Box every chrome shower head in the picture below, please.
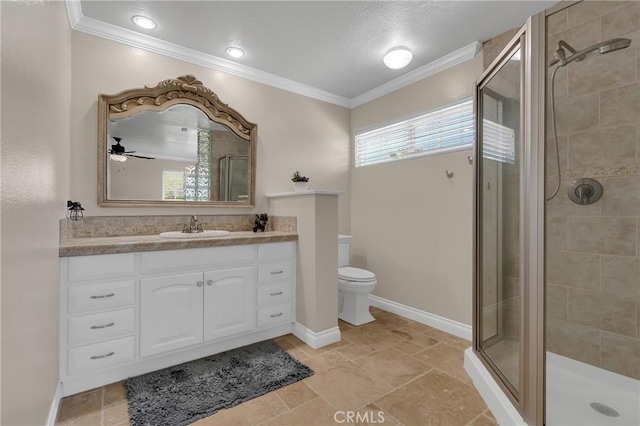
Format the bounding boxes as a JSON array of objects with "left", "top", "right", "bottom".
[
  {"left": 548, "top": 38, "right": 632, "bottom": 67},
  {"left": 598, "top": 38, "right": 632, "bottom": 54}
]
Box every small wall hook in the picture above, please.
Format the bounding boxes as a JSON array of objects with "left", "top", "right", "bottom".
[
  {"left": 467, "top": 156, "right": 473, "bottom": 165},
  {"left": 445, "top": 170, "right": 454, "bottom": 178}
]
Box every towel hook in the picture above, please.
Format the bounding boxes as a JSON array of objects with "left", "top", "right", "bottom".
[{"left": 445, "top": 170, "right": 454, "bottom": 178}]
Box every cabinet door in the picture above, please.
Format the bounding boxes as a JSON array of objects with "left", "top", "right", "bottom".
[
  {"left": 140, "top": 272, "right": 203, "bottom": 357},
  {"left": 203, "top": 266, "right": 255, "bottom": 341}
]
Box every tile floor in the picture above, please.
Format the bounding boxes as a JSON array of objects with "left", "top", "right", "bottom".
[{"left": 56, "top": 308, "right": 496, "bottom": 426}]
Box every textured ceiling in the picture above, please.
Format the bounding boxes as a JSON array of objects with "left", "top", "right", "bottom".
[{"left": 80, "top": 1, "right": 555, "bottom": 99}]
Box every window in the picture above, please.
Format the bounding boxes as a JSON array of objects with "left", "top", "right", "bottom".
[
  {"left": 355, "top": 99, "right": 474, "bottom": 167},
  {"left": 162, "top": 171, "right": 185, "bottom": 200}
]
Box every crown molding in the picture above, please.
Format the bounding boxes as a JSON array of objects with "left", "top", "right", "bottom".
[
  {"left": 65, "top": 1, "right": 351, "bottom": 108},
  {"left": 66, "top": 1, "right": 479, "bottom": 110},
  {"left": 350, "top": 41, "right": 481, "bottom": 108}
]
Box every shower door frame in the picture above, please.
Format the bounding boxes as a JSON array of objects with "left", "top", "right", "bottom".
[{"left": 472, "top": 12, "right": 546, "bottom": 424}]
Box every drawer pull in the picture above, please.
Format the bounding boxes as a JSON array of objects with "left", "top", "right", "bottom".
[
  {"left": 90, "top": 293, "right": 115, "bottom": 299},
  {"left": 270, "top": 312, "right": 284, "bottom": 318},
  {"left": 269, "top": 291, "right": 284, "bottom": 296},
  {"left": 90, "top": 322, "right": 115, "bottom": 330},
  {"left": 270, "top": 270, "right": 284, "bottom": 275},
  {"left": 90, "top": 351, "right": 115, "bottom": 360}
]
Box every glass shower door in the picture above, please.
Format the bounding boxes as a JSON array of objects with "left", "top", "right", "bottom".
[{"left": 475, "top": 34, "right": 524, "bottom": 402}]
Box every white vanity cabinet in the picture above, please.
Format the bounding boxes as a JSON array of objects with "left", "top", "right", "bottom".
[
  {"left": 60, "top": 253, "right": 137, "bottom": 378},
  {"left": 59, "top": 241, "right": 295, "bottom": 396},
  {"left": 140, "top": 266, "right": 256, "bottom": 357},
  {"left": 139, "top": 272, "right": 204, "bottom": 357}
]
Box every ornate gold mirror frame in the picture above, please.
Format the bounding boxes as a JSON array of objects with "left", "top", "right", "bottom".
[{"left": 98, "top": 75, "right": 257, "bottom": 207}]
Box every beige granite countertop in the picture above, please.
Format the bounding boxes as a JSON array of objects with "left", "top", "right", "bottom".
[{"left": 59, "top": 231, "right": 298, "bottom": 257}]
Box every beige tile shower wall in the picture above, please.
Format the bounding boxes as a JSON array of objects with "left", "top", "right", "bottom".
[
  {"left": 70, "top": 31, "right": 351, "bottom": 233},
  {"left": 350, "top": 56, "right": 483, "bottom": 326},
  {"left": 546, "top": 1, "right": 640, "bottom": 380}
]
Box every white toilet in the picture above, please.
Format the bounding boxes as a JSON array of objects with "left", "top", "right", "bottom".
[{"left": 338, "top": 235, "right": 377, "bottom": 326}]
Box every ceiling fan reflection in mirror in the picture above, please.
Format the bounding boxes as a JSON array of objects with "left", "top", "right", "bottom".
[{"left": 109, "top": 137, "right": 155, "bottom": 161}]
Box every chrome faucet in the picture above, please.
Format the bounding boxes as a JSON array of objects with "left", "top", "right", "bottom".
[{"left": 182, "top": 215, "right": 203, "bottom": 233}]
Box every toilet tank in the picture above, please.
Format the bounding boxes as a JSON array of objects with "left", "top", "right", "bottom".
[{"left": 338, "top": 235, "right": 353, "bottom": 267}]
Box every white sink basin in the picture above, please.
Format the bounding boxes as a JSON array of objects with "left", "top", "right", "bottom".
[{"left": 158, "top": 230, "right": 231, "bottom": 239}]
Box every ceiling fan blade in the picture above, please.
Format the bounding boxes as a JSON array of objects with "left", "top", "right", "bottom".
[{"left": 125, "top": 153, "right": 155, "bottom": 160}]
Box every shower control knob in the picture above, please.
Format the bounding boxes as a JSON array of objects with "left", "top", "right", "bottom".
[{"left": 568, "top": 178, "right": 603, "bottom": 205}]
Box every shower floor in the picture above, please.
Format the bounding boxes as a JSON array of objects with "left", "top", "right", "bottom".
[{"left": 546, "top": 352, "right": 640, "bottom": 426}]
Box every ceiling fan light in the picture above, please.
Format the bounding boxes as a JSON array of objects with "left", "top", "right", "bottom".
[
  {"left": 225, "top": 47, "right": 245, "bottom": 58},
  {"left": 383, "top": 47, "right": 413, "bottom": 69},
  {"left": 132, "top": 15, "right": 157, "bottom": 30},
  {"left": 110, "top": 154, "right": 127, "bottom": 162}
]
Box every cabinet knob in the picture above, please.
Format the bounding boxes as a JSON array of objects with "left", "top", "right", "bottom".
[
  {"left": 197, "top": 281, "right": 203, "bottom": 287},
  {"left": 207, "top": 280, "right": 213, "bottom": 286}
]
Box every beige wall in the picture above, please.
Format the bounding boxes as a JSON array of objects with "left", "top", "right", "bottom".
[
  {"left": 1, "top": 1, "right": 71, "bottom": 424},
  {"left": 350, "top": 56, "right": 483, "bottom": 326},
  {"left": 70, "top": 32, "right": 351, "bottom": 233},
  {"left": 545, "top": 1, "right": 640, "bottom": 380},
  {"left": 269, "top": 194, "right": 339, "bottom": 333},
  {"left": 109, "top": 158, "right": 192, "bottom": 200}
]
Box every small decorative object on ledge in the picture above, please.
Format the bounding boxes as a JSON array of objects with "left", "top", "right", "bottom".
[
  {"left": 291, "top": 171, "right": 310, "bottom": 192},
  {"left": 67, "top": 200, "right": 85, "bottom": 221},
  {"left": 253, "top": 213, "right": 268, "bottom": 232}
]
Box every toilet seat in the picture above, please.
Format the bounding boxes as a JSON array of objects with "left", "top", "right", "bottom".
[{"left": 338, "top": 266, "right": 376, "bottom": 282}]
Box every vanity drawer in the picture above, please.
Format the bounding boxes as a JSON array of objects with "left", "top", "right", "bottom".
[
  {"left": 67, "top": 280, "right": 135, "bottom": 314},
  {"left": 258, "top": 262, "right": 292, "bottom": 284},
  {"left": 258, "top": 242, "right": 294, "bottom": 262},
  {"left": 141, "top": 245, "right": 256, "bottom": 275},
  {"left": 257, "top": 283, "right": 292, "bottom": 306},
  {"left": 67, "top": 336, "right": 135, "bottom": 375},
  {"left": 67, "top": 253, "right": 135, "bottom": 283},
  {"left": 67, "top": 308, "right": 135, "bottom": 346},
  {"left": 257, "top": 303, "right": 292, "bottom": 328}
]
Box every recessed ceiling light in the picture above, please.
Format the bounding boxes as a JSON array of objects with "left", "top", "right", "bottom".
[
  {"left": 383, "top": 47, "right": 413, "bottom": 69},
  {"left": 132, "top": 15, "right": 157, "bottom": 30},
  {"left": 226, "top": 47, "right": 245, "bottom": 58}
]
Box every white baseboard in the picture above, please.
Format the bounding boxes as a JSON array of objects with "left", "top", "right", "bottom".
[
  {"left": 369, "top": 294, "right": 472, "bottom": 340},
  {"left": 292, "top": 322, "right": 341, "bottom": 349},
  {"left": 46, "top": 382, "right": 63, "bottom": 426},
  {"left": 463, "top": 348, "right": 525, "bottom": 425}
]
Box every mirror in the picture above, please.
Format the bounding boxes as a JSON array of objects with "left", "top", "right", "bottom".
[{"left": 98, "top": 75, "right": 256, "bottom": 207}]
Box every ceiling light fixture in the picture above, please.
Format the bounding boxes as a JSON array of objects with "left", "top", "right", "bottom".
[
  {"left": 110, "top": 154, "right": 127, "bottom": 162},
  {"left": 383, "top": 47, "right": 413, "bottom": 69},
  {"left": 132, "top": 15, "right": 157, "bottom": 30},
  {"left": 226, "top": 47, "right": 245, "bottom": 58}
]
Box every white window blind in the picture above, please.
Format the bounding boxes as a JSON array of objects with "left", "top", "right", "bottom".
[
  {"left": 355, "top": 99, "right": 474, "bottom": 167},
  {"left": 482, "top": 119, "right": 515, "bottom": 164}
]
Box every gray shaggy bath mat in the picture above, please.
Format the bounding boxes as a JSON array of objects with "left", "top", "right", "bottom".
[{"left": 125, "top": 340, "right": 313, "bottom": 426}]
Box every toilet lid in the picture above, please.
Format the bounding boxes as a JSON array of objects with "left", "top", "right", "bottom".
[{"left": 338, "top": 266, "right": 376, "bottom": 282}]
